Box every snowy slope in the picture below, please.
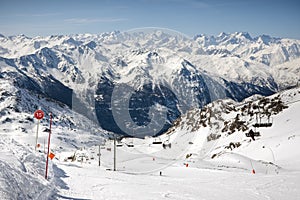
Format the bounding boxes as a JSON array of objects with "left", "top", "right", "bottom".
[
  {"left": 0, "top": 76, "right": 109, "bottom": 199},
  {"left": 171, "top": 86, "right": 300, "bottom": 172},
  {"left": 0, "top": 81, "right": 300, "bottom": 199},
  {"left": 55, "top": 87, "right": 300, "bottom": 199}
]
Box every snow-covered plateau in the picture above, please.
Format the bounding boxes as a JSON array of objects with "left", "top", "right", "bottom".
[{"left": 0, "top": 30, "right": 300, "bottom": 199}]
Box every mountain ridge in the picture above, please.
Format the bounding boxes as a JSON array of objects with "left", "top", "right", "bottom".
[{"left": 1, "top": 30, "right": 299, "bottom": 136}]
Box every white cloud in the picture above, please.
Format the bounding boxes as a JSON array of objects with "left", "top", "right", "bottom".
[
  {"left": 64, "top": 18, "right": 128, "bottom": 24},
  {"left": 15, "top": 13, "right": 62, "bottom": 17}
]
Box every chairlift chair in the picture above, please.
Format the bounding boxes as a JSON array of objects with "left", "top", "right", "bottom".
[
  {"left": 116, "top": 142, "right": 123, "bottom": 147},
  {"left": 162, "top": 140, "right": 171, "bottom": 149},
  {"left": 127, "top": 143, "right": 134, "bottom": 147},
  {"left": 253, "top": 114, "right": 273, "bottom": 128},
  {"left": 127, "top": 139, "right": 134, "bottom": 147},
  {"left": 245, "top": 131, "right": 260, "bottom": 137},
  {"left": 152, "top": 137, "right": 162, "bottom": 144},
  {"left": 245, "top": 128, "right": 260, "bottom": 141}
]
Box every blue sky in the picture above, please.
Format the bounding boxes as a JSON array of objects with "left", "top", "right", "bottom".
[{"left": 0, "top": 0, "right": 299, "bottom": 39}]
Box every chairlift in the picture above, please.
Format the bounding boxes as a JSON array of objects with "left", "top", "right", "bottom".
[
  {"left": 253, "top": 113, "right": 273, "bottom": 128},
  {"left": 152, "top": 137, "right": 162, "bottom": 144},
  {"left": 245, "top": 131, "right": 260, "bottom": 137},
  {"left": 127, "top": 143, "right": 134, "bottom": 148},
  {"left": 163, "top": 140, "right": 171, "bottom": 149},
  {"left": 116, "top": 142, "right": 123, "bottom": 147},
  {"left": 245, "top": 129, "right": 260, "bottom": 141},
  {"left": 127, "top": 139, "right": 134, "bottom": 147}
]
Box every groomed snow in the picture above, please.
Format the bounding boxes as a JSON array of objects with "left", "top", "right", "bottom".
[{"left": 1, "top": 82, "right": 300, "bottom": 199}]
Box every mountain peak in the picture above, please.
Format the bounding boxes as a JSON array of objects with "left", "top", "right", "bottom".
[
  {"left": 234, "top": 32, "right": 252, "bottom": 40},
  {"left": 218, "top": 32, "right": 229, "bottom": 38},
  {"left": 255, "top": 34, "right": 279, "bottom": 45}
]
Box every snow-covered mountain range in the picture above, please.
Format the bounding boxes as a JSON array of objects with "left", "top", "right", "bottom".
[{"left": 0, "top": 30, "right": 299, "bottom": 135}]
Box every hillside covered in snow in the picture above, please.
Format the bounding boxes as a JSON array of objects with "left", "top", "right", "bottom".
[{"left": 0, "top": 82, "right": 300, "bottom": 199}]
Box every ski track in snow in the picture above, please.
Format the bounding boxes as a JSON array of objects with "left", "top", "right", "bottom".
[{"left": 55, "top": 162, "right": 300, "bottom": 200}]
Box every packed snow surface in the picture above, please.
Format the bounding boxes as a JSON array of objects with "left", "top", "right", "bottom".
[{"left": 1, "top": 87, "right": 300, "bottom": 199}]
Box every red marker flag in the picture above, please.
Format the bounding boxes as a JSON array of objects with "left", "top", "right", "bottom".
[{"left": 49, "top": 152, "right": 55, "bottom": 160}]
